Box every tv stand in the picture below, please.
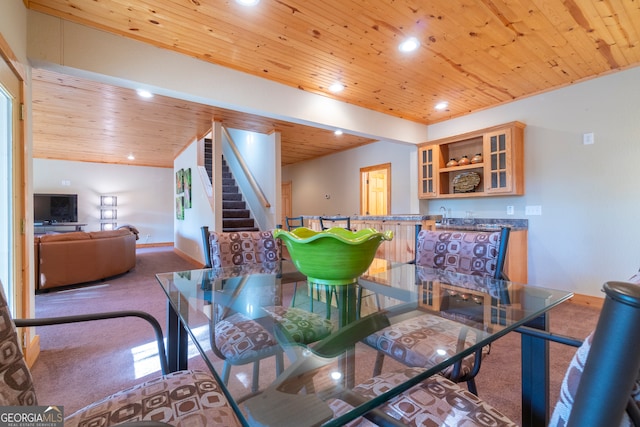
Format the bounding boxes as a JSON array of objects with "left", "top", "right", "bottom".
[{"left": 34, "top": 222, "right": 87, "bottom": 234}]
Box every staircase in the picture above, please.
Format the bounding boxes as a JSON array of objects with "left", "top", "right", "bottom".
[{"left": 205, "top": 139, "right": 258, "bottom": 232}]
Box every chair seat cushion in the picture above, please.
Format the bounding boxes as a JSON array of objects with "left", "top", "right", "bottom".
[
  {"left": 352, "top": 368, "right": 517, "bottom": 427},
  {"left": 364, "top": 313, "right": 489, "bottom": 379},
  {"left": 215, "top": 307, "right": 334, "bottom": 362},
  {"left": 263, "top": 306, "right": 334, "bottom": 343},
  {"left": 64, "top": 370, "right": 241, "bottom": 427},
  {"left": 214, "top": 313, "right": 280, "bottom": 362}
]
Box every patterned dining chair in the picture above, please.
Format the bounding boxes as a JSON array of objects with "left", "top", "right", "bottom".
[
  {"left": 364, "top": 227, "right": 510, "bottom": 395},
  {"left": 285, "top": 216, "right": 304, "bottom": 230},
  {"left": 0, "top": 281, "right": 241, "bottom": 426},
  {"left": 334, "top": 278, "right": 640, "bottom": 427},
  {"left": 202, "top": 228, "right": 333, "bottom": 393},
  {"left": 319, "top": 216, "right": 351, "bottom": 231}
]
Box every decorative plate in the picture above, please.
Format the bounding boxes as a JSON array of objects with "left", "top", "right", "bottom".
[{"left": 452, "top": 171, "right": 481, "bottom": 193}]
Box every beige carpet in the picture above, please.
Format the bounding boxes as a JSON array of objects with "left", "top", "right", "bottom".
[{"left": 30, "top": 246, "right": 601, "bottom": 424}]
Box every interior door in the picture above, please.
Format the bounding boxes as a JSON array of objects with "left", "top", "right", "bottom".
[
  {"left": 281, "top": 181, "right": 292, "bottom": 226},
  {"left": 360, "top": 163, "right": 390, "bottom": 215},
  {"left": 0, "top": 52, "right": 23, "bottom": 316}
]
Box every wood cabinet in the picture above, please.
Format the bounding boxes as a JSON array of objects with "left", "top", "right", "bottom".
[
  {"left": 306, "top": 217, "right": 436, "bottom": 263},
  {"left": 418, "top": 121, "right": 525, "bottom": 199}
]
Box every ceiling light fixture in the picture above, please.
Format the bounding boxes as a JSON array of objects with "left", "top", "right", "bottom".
[
  {"left": 127, "top": 153, "right": 135, "bottom": 160},
  {"left": 136, "top": 89, "right": 153, "bottom": 99},
  {"left": 235, "top": 0, "right": 260, "bottom": 6},
  {"left": 435, "top": 101, "right": 449, "bottom": 111},
  {"left": 398, "top": 37, "right": 420, "bottom": 53},
  {"left": 334, "top": 129, "right": 343, "bottom": 136},
  {"left": 329, "top": 82, "right": 345, "bottom": 93}
]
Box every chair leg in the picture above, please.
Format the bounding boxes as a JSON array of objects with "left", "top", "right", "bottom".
[
  {"left": 222, "top": 361, "right": 232, "bottom": 385},
  {"left": 252, "top": 361, "right": 260, "bottom": 393},
  {"left": 373, "top": 351, "right": 385, "bottom": 376},
  {"left": 466, "top": 378, "right": 478, "bottom": 396},
  {"left": 291, "top": 282, "right": 298, "bottom": 307},
  {"left": 275, "top": 351, "right": 284, "bottom": 377},
  {"left": 325, "top": 287, "right": 333, "bottom": 319}
]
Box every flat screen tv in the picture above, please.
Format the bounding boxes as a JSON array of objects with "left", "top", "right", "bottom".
[{"left": 34, "top": 193, "right": 78, "bottom": 224}]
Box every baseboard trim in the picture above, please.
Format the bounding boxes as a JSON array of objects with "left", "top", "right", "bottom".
[
  {"left": 136, "top": 242, "right": 173, "bottom": 248},
  {"left": 23, "top": 334, "right": 40, "bottom": 368},
  {"left": 173, "top": 247, "right": 205, "bottom": 268},
  {"left": 568, "top": 293, "right": 604, "bottom": 309}
]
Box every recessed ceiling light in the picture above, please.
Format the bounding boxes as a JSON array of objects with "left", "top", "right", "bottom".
[
  {"left": 235, "top": 0, "right": 260, "bottom": 6},
  {"left": 127, "top": 153, "right": 135, "bottom": 160},
  {"left": 136, "top": 89, "right": 153, "bottom": 99},
  {"left": 435, "top": 102, "right": 449, "bottom": 111},
  {"left": 329, "top": 82, "right": 345, "bottom": 93},
  {"left": 398, "top": 37, "right": 420, "bottom": 53},
  {"left": 334, "top": 129, "right": 343, "bottom": 136}
]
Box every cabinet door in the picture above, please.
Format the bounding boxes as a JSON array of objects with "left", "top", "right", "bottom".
[
  {"left": 418, "top": 145, "right": 438, "bottom": 198},
  {"left": 483, "top": 128, "right": 513, "bottom": 193}
]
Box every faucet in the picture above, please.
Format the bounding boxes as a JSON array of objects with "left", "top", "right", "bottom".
[{"left": 440, "top": 206, "right": 447, "bottom": 225}]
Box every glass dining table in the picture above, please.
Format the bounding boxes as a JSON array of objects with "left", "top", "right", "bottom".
[{"left": 155, "top": 259, "right": 573, "bottom": 427}]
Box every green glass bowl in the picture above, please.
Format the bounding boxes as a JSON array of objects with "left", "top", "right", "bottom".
[{"left": 273, "top": 227, "right": 393, "bottom": 285}]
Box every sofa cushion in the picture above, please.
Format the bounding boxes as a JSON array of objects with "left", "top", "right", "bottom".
[
  {"left": 38, "top": 232, "right": 90, "bottom": 242},
  {"left": 88, "top": 229, "right": 132, "bottom": 239}
]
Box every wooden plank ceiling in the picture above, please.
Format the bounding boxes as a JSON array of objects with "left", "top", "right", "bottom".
[
  {"left": 31, "top": 69, "right": 374, "bottom": 167},
  {"left": 27, "top": 0, "right": 640, "bottom": 167}
]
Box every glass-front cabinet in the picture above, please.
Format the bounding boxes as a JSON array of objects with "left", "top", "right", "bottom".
[
  {"left": 418, "top": 121, "right": 525, "bottom": 199},
  {"left": 418, "top": 145, "right": 437, "bottom": 198}
]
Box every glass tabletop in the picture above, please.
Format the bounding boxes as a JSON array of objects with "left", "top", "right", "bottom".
[{"left": 155, "top": 260, "right": 572, "bottom": 427}]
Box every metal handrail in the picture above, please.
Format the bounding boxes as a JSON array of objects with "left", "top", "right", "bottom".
[{"left": 222, "top": 126, "right": 270, "bottom": 208}]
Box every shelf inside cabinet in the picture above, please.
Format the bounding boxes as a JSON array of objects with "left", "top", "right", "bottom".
[
  {"left": 439, "top": 162, "right": 484, "bottom": 173},
  {"left": 439, "top": 166, "right": 484, "bottom": 196}
]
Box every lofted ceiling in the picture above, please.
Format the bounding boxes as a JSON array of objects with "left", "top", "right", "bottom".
[{"left": 27, "top": 0, "right": 640, "bottom": 167}]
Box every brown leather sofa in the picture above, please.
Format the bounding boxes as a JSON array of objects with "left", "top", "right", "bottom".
[{"left": 35, "top": 229, "right": 136, "bottom": 291}]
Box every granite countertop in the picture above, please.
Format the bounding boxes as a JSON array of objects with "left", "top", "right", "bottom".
[
  {"left": 304, "top": 214, "right": 440, "bottom": 221},
  {"left": 303, "top": 215, "right": 527, "bottom": 230},
  {"left": 435, "top": 217, "right": 528, "bottom": 231}
]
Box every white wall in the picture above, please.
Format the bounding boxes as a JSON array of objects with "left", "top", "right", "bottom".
[
  {"left": 33, "top": 159, "right": 174, "bottom": 243},
  {"left": 224, "top": 128, "right": 279, "bottom": 230},
  {"left": 283, "top": 140, "right": 418, "bottom": 216},
  {"left": 174, "top": 140, "right": 214, "bottom": 264},
  {"left": 423, "top": 66, "right": 640, "bottom": 297}
]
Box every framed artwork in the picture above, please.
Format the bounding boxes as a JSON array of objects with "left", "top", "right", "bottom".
[
  {"left": 176, "top": 169, "right": 184, "bottom": 194},
  {"left": 184, "top": 168, "right": 192, "bottom": 209},
  {"left": 176, "top": 196, "right": 184, "bottom": 220}
]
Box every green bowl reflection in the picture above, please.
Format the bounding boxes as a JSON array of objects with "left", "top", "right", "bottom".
[{"left": 273, "top": 227, "right": 394, "bottom": 285}]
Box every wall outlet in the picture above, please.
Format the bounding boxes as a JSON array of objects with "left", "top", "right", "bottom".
[
  {"left": 525, "top": 205, "right": 542, "bottom": 215},
  {"left": 506, "top": 205, "right": 515, "bottom": 215},
  {"left": 583, "top": 132, "right": 594, "bottom": 145}
]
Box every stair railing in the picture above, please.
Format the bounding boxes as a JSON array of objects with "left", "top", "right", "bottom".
[{"left": 222, "top": 126, "right": 270, "bottom": 208}]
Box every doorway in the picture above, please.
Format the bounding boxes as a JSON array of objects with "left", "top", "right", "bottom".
[
  {"left": 0, "top": 53, "right": 21, "bottom": 313},
  {"left": 281, "top": 181, "right": 292, "bottom": 227},
  {"left": 360, "top": 163, "right": 390, "bottom": 216}
]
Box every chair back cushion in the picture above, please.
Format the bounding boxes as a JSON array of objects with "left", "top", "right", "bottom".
[
  {"left": 209, "top": 231, "right": 281, "bottom": 268},
  {"left": 549, "top": 271, "right": 640, "bottom": 426},
  {"left": 0, "top": 283, "right": 38, "bottom": 405},
  {"left": 549, "top": 333, "right": 639, "bottom": 426},
  {"left": 416, "top": 229, "right": 506, "bottom": 279}
]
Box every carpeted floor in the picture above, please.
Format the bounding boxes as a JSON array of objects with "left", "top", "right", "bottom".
[{"left": 30, "top": 246, "right": 601, "bottom": 424}]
